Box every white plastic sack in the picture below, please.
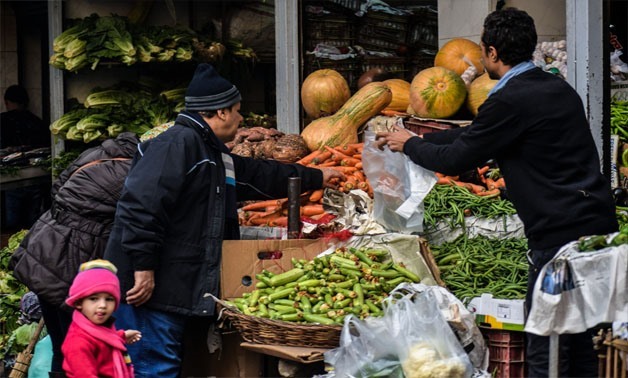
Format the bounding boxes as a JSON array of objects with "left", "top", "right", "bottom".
[
  {"left": 525, "top": 239, "right": 628, "bottom": 336},
  {"left": 362, "top": 129, "right": 436, "bottom": 234}
]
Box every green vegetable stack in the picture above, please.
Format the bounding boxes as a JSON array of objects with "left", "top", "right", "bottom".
[
  {"left": 577, "top": 225, "right": 628, "bottom": 252},
  {"left": 0, "top": 230, "right": 34, "bottom": 360},
  {"left": 430, "top": 235, "right": 528, "bottom": 301},
  {"left": 226, "top": 247, "right": 421, "bottom": 325}
]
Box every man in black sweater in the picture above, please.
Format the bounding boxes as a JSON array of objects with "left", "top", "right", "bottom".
[{"left": 376, "top": 8, "right": 617, "bottom": 378}]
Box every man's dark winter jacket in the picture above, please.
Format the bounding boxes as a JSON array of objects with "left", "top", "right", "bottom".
[
  {"left": 10, "top": 132, "right": 139, "bottom": 306},
  {"left": 104, "top": 112, "right": 324, "bottom": 317},
  {"left": 403, "top": 68, "right": 618, "bottom": 250}
]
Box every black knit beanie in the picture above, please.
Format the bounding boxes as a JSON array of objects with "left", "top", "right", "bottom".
[{"left": 185, "top": 64, "right": 241, "bottom": 112}]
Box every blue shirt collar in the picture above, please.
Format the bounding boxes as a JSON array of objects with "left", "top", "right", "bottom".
[{"left": 487, "top": 60, "right": 536, "bottom": 97}]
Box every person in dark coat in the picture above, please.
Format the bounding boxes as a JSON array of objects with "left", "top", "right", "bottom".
[
  {"left": 10, "top": 132, "right": 139, "bottom": 378},
  {"left": 375, "top": 8, "right": 617, "bottom": 378},
  {"left": 103, "top": 64, "right": 344, "bottom": 377},
  {"left": 1, "top": 85, "right": 51, "bottom": 230}
]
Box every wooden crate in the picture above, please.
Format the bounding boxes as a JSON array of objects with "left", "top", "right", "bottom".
[{"left": 599, "top": 334, "right": 628, "bottom": 378}]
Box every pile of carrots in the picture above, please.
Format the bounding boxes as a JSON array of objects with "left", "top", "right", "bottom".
[
  {"left": 238, "top": 143, "right": 372, "bottom": 227},
  {"left": 435, "top": 165, "right": 506, "bottom": 197}
]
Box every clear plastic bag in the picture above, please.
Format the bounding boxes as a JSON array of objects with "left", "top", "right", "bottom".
[
  {"left": 325, "top": 290, "right": 473, "bottom": 378},
  {"left": 362, "top": 129, "right": 436, "bottom": 234}
]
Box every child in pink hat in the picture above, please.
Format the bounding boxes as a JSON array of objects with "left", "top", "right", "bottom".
[{"left": 62, "top": 260, "right": 141, "bottom": 378}]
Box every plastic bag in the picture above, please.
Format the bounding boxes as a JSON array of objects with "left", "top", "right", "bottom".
[
  {"left": 362, "top": 129, "right": 437, "bottom": 233},
  {"left": 28, "top": 335, "right": 52, "bottom": 378},
  {"left": 325, "top": 290, "right": 472, "bottom": 378},
  {"left": 389, "top": 283, "right": 488, "bottom": 372}
]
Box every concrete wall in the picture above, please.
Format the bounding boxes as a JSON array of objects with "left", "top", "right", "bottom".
[{"left": 438, "top": 0, "right": 566, "bottom": 46}]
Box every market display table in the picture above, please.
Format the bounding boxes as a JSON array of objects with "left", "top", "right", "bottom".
[{"left": 0, "top": 167, "right": 50, "bottom": 191}]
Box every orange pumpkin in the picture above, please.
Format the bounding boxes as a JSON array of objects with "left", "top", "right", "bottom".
[
  {"left": 466, "top": 73, "right": 498, "bottom": 116},
  {"left": 434, "top": 38, "right": 484, "bottom": 76},
  {"left": 409, "top": 67, "right": 467, "bottom": 119},
  {"left": 382, "top": 79, "right": 411, "bottom": 112},
  {"left": 301, "top": 69, "right": 351, "bottom": 119}
]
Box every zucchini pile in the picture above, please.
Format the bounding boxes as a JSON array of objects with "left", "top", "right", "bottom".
[{"left": 225, "top": 247, "right": 421, "bottom": 325}]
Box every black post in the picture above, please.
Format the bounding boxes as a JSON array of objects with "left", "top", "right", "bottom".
[{"left": 287, "top": 177, "right": 301, "bottom": 239}]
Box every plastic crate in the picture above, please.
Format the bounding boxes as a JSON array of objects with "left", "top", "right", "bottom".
[
  {"left": 304, "top": 16, "right": 356, "bottom": 51},
  {"left": 357, "top": 12, "right": 409, "bottom": 53},
  {"left": 361, "top": 56, "right": 406, "bottom": 76},
  {"left": 481, "top": 328, "right": 527, "bottom": 378},
  {"left": 407, "top": 7, "right": 438, "bottom": 48}
]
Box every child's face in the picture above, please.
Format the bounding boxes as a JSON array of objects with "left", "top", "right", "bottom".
[{"left": 76, "top": 292, "right": 116, "bottom": 325}]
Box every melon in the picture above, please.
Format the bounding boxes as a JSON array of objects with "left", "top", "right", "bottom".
[
  {"left": 409, "top": 67, "right": 467, "bottom": 119},
  {"left": 466, "top": 73, "right": 498, "bottom": 116},
  {"left": 301, "top": 69, "right": 351, "bottom": 119},
  {"left": 434, "top": 38, "right": 484, "bottom": 76}
]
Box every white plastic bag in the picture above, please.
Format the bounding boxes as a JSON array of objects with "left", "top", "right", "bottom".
[
  {"left": 325, "top": 290, "right": 473, "bottom": 378},
  {"left": 362, "top": 129, "right": 436, "bottom": 233},
  {"left": 525, "top": 239, "right": 628, "bottom": 336}
]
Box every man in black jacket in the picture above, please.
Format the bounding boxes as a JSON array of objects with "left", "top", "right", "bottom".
[
  {"left": 104, "top": 64, "right": 343, "bottom": 377},
  {"left": 376, "top": 8, "right": 617, "bottom": 378}
]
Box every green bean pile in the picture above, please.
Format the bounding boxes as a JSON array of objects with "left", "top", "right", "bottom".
[
  {"left": 226, "top": 247, "right": 421, "bottom": 325},
  {"left": 423, "top": 184, "right": 517, "bottom": 229},
  {"left": 430, "top": 235, "right": 528, "bottom": 301}
]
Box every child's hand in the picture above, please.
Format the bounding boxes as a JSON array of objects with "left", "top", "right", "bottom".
[{"left": 125, "top": 330, "right": 142, "bottom": 344}]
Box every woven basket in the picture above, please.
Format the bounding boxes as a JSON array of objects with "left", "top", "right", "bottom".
[{"left": 220, "top": 305, "right": 342, "bottom": 348}]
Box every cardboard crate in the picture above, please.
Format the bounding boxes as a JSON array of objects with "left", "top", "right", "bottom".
[
  {"left": 221, "top": 238, "right": 330, "bottom": 299},
  {"left": 482, "top": 328, "right": 526, "bottom": 378},
  {"left": 467, "top": 294, "right": 526, "bottom": 332}
]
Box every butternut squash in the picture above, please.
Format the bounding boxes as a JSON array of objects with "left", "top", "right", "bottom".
[
  {"left": 382, "top": 79, "right": 411, "bottom": 112},
  {"left": 301, "top": 82, "right": 392, "bottom": 151}
]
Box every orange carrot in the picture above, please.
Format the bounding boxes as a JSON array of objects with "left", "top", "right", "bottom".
[
  {"left": 312, "top": 151, "right": 333, "bottom": 165},
  {"left": 341, "top": 157, "right": 361, "bottom": 167},
  {"left": 296, "top": 150, "right": 322, "bottom": 165},
  {"left": 316, "top": 160, "right": 338, "bottom": 167},
  {"left": 301, "top": 204, "right": 325, "bottom": 216},
  {"left": 477, "top": 165, "right": 490, "bottom": 176},
  {"left": 380, "top": 109, "right": 406, "bottom": 117},
  {"left": 352, "top": 154, "right": 362, "bottom": 159},
  {"left": 476, "top": 188, "right": 501, "bottom": 197},
  {"left": 241, "top": 198, "right": 287, "bottom": 211},
  {"left": 355, "top": 161, "right": 363, "bottom": 170},
  {"left": 337, "top": 145, "right": 358, "bottom": 156},
  {"left": 328, "top": 166, "right": 358, "bottom": 173},
  {"left": 352, "top": 171, "right": 366, "bottom": 182},
  {"left": 494, "top": 178, "right": 506, "bottom": 188},
  {"left": 309, "top": 189, "right": 324, "bottom": 202},
  {"left": 486, "top": 178, "right": 497, "bottom": 190},
  {"left": 324, "top": 146, "right": 351, "bottom": 162}
]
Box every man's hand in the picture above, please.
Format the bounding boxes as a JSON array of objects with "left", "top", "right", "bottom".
[
  {"left": 126, "top": 270, "right": 155, "bottom": 306},
  {"left": 319, "top": 167, "right": 346, "bottom": 190},
  {"left": 375, "top": 126, "right": 416, "bottom": 152}
]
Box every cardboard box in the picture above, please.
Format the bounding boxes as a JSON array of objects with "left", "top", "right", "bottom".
[
  {"left": 612, "top": 80, "right": 628, "bottom": 101},
  {"left": 467, "top": 294, "right": 526, "bottom": 332},
  {"left": 221, "top": 238, "right": 330, "bottom": 299}
]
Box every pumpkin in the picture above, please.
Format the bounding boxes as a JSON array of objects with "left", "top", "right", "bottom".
[
  {"left": 434, "top": 38, "right": 484, "bottom": 76},
  {"left": 466, "top": 73, "right": 498, "bottom": 116},
  {"left": 301, "top": 82, "right": 392, "bottom": 151},
  {"left": 409, "top": 66, "right": 467, "bottom": 119},
  {"left": 382, "top": 79, "right": 411, "bottom": 112},
  {"left": 301, "top": 69, "right": 351, "bottom": 119}
]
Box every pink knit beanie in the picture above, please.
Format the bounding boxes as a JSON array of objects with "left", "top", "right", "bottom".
[{"left": 65, "top": 259, "right": 121, "bottom": 309}]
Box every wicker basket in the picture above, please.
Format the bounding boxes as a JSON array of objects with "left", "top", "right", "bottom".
[{"left": 220, "top": 305, "right": 342, "bottom": 348}]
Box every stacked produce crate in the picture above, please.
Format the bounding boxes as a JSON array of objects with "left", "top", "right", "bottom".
[
  {"left": 482, "top": 329, "right": 527, "bottom": 378},
  {"left": 407, "top": 5, "right": 439, "bottom": 78},
  {"left": 303, "top": 3, "right": 360, "bottom": 90}
]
